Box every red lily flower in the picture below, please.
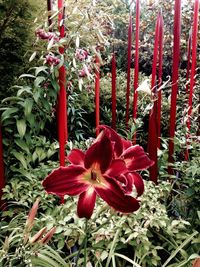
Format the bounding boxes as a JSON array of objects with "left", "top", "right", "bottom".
[
  {"left": 98, "top": 125, "right": 154, "bottom": 196},
  {"left": 42, "top": 131, "right": 140, "bottom": 219}
]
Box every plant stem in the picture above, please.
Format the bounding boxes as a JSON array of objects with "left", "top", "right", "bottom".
[
  {"left": 83, "top": 219, "right": 88, "bottom": 267},
  {"left": 75, "top": 219, "right": 88, "bottom": 267}
]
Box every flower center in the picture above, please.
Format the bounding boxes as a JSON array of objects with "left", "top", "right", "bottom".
[{"left": 91, "top": 169, "right": 101, "bottom": 183}]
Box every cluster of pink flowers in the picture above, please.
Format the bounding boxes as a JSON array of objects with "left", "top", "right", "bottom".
[
  {"left": 75, "top": 49, "right": 89, "bottom": 61},
  {"left": 36, "top": 29, "right": 59, "bottom": 42},
  {"left": 79, "top": 65, "right": 92, "bottom": 78},
  {"left": 45, "top": 54, "right": 60, "bottom": 66},
  {"left": 42, "top": 125, "right": 154, "bottom": 219}
]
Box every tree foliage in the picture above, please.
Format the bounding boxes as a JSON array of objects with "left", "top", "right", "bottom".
[{"left": 0, "top": 0, "right": 43, "bottom": 100}]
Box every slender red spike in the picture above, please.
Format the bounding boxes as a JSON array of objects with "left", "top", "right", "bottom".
[
  {"left": 111, "top": 52, "right": 117, "bottom": 130},
  {"left": 47, "top": 0, "right": 53, "bottom": 28},
  {"left": 125, "top": 13, "right": 132, "bottom": 129},
  {"left": 148, "top": 13, "right": 160, "bottom": 184},
  {"left": 132, "top": 0, "right": 140, "bottom": 143},
  {"left": 157, "top": 13, "right": 164, "bottom": 149},
  {"left": 186, "top": 0, "right": 199, "bottom": 132},
  {"left": 185, "top": 31, "right": 192, "bottom": 161},
  {"left": 0, "top": 126, "right": 5, "bottom": 209},
  {"left": 168, "top": 0, "right": 181, "bottom": 175},
  {"left": 185, "top": 31, "right": 192, "bottom": 94},
  {"left": 185, "top": 0, "right": 199, "bottom": 160},
  {"left": 95, "top": 54, "right": 100, "bottom": 136},
  {"left": 57, "top": 0, "right": 67, "bottom": 168}
]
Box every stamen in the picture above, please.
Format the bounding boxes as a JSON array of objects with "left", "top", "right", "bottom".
[{"left": 91, "top": 170, "right": 97, "bottom": 180}]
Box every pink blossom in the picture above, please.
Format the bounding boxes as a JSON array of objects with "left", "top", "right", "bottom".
[
  {"left": 75, "top": 49, "right": 89, "bottom": 61},
  {"left": 45, "top": 54, "right": 60, "bottom": 66}
]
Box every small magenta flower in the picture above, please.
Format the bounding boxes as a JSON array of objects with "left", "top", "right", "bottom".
[
  {"left": 75, "top": 49, "right": 89, "bottom": 61},
  {"left": 45, "top": 54, "right": 60, "bottom": 66},
  {"left": 36, "top": 29, "right": 59, "bottom": 42},
  {"left": 79, "top": 65, "right": 91, "bottom": 78},
  {"left": 42, "top": 131, "right": 140, "bottom": 219}
]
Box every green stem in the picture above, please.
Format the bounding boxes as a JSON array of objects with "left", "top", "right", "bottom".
[
  {"left": 83, "top": 219, "right": 88, "bottom": 267},
  {"left": 75, "top": 219, "right": 88, "bottom": 267}
]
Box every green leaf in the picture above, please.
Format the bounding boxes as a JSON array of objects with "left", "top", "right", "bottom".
[
  {"left": 12, "top": 152, "right": 28, "bottom": 169},
  {"left": 19, "top": 74, "right": 36, "bottom": 79},
  {"left": 16, "top": 119, "right": 26, "bottom": 138},
  {"left": 34, "top": 76, "right": 46, "bottom": 87},
  {"left": 24, "top": 99, "right": 33, "bottom": 117},
  {"left": 35, "top": 66, "right": 48, "bottom": 76},
  {"left": 15, "top": 139, "right": 29, "bottom": 153},
  {"left": 29, "top": 51, "right": 37, "bottom": 62},
  {"left": 47, "top": 37, "right": 54, "bottom": 50},
  {"left": 1, "top": 108, "right": 19, "bottom": 122}
]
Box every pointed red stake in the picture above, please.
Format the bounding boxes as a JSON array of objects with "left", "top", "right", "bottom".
[
  {"left": 111, "top": 52, "right": 117, "bottom": 130},
  {"left": 168, "top": 0, "right": 181, "bottom": 175},
  {"left": 47, "top": 0, "right": 53, "bottom": 28},
  {"left": 58, "top": 2, "right": 67, "bottom": 166},
  {"left": 185, "top": 0, "right": 199, "bottom": 160},
  {"left": 185, "top": 31, "right": 192, "bottom": 160},
  {"left": 148, "top": 13, "right": 160, "bottom": 184},
  {"left": 57, "top": 0, "right": 67, "bottom": 204},
  {"left": 157, "top": 13, "right": 164, "bottom": 149},
  {"left": 185, "top": 31, "right": 192, "bottom": 94},
  {"left": 133, "top": 0, "right": 140, "bottom": 143},
  {"left": 95, "top": 54, "right": 100, "bottom": 136},
  {"left": 125, "top": 13, "right": 132, "bottom": 129},
  {"left": 0, "top": 126, "right": 5, "bottom": 209},
  {"left": 186, "top": 0, "right": 199, "bottom": 132}
]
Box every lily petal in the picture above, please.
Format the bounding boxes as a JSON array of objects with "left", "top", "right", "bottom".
[
  {"left": 42, "top": 166, "right": 89, "bottom": 196},
  {"left": 122, "top": 145, "right": 154, "bottom": 171},
  {"left": 95, "top": 176, "right": 140, "bottom": 213},
  {"left": 77, "top": 187, "right": 96, "bottom": 219},
  {"left": 124, "top": 172, "right": 144, "bottom": 196},
  {"left": 121, "top": 139, "right": 132, "bottom": 150},
  {"left": 67, "top": 149, "right": 85, "bottom": 166},
  {"left": 98, "top": 125, "right": 123, "bottom": 157},
  {"left": 84, "top": 132, "right": 112, "bottom": 173},
  {"left": 105, "top": 159, "right": 127, "bottom": 177}
]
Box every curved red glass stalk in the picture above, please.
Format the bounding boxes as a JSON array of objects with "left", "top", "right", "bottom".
[
  {"left": 95, "top": 55, "right": 100, "bottom": 136},
  {"left": 168, "top": 0, "right": 181, "bottom": 175},
  {"left": 133, "top": 0, "right": 140, "bottom": 144},
  {"left": 157, "top": 13, "right": 164, "bottom": 149},
  {"left": 148, "top": 13, "right": 160, "bottom": 184},
  {"left": 125, "top": 13, "right": 132, "bottom": 129},
  {"left": 47, "top": 0, "right": 52, "bottom": 28},
  {"left": 57, "top": 0, "right": 67, "bottom": 168},
  {"left": 111, "top": 53, "right": 117, "bottom": 130},
  {"left": 0, "top": 127, "right": 5, "bottom": 209}
]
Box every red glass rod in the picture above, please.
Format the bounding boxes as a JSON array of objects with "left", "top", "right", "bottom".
[
  {"left": 58, "top": 0, "right": 67, "bottom": 167},
  {"left": 148, "top": 13, "right": 160, "bottom": 184},
  {"left": 157, "top": 13, "right": 164, "bottom": 149},
  {"left": 125, "top": 13, "right": 132, "bottom": 129},
  {"left": 168, "top": 0, "right": 181, "bottom": 174},
  {"left": 111, "top": 53, "right": 117, "bottom": 130},
  {"left": 133, "top": 0, "right": 140, "bottom": 143},
  {"left": 95, "top": 55, "right": 100, "bottom": 136}
]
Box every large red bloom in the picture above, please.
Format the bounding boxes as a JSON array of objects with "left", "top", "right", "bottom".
[
  {"left": 98, "top": 125, "right": 154, "bottom": 196},
  {"left": 42, "top": 131, "right": 140, "bottom": 219}
]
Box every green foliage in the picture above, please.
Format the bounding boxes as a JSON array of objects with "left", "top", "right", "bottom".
[
  {"left": 0, "top": 67, "right": 59, "bottom": 181},
  {"left": 0, "top": 0, "right": 43, "bottom": 100},
  {"left": 1, "top": 180, "right": 199, "bottom": 266}
]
